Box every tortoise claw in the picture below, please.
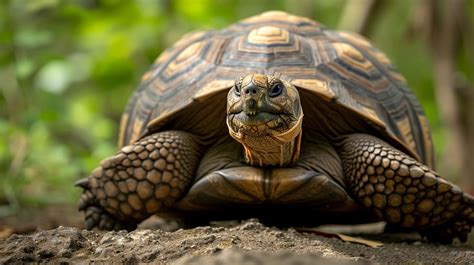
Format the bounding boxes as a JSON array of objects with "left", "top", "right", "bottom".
[
  {"left": 84, "top": 206, "right": 136, "bottom": 231},
  {"left": 74, "top": 178, "right": 90, "bottom": 189},
  {"left": 421, "top": 218, "right": 472, "bottom": 244}
]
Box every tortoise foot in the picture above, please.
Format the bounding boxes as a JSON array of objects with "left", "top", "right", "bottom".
[
  {"left": 422, "top": 197, "right": 474, "bottom": 244},
  {"left": 338, "top": 134, "right": 474, "bottom": 244},
  {"left": 84, "top": 206, "right": 137, "bottom": 231},
  {"left": 75, "top": 131, "right": 202, "bottom": 231},
  {"left": 421, "top": 218, "right": 471, "bottom": 244}
]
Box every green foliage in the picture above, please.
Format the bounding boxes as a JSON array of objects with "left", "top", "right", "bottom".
[{"left": 0, "top": 0, "right": 472, "bottom": 214}]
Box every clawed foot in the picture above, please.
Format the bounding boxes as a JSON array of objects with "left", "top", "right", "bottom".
[
  {"left": 421, "top": 218, "right": 471, "bottom": 244},
  {"left": 84, "top": 206, "right": 136, "bottom": 231},
  {"left": 421, "top": 202, "right": 473, "bottom": 244}
]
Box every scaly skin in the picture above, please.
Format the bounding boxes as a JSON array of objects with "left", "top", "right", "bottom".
[
  {"left": 76, "top": 131, "right": 202, "bottom": 230},
  {"left": 337, "top": 134, "right": 474, "bottom": 243}
]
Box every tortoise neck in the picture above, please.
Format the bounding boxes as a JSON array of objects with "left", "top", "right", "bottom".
[{"left": 242, "top": 132, "right": 302, "bottom": 167}]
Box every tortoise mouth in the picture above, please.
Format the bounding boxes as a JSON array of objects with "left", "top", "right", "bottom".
[{"left": 227, "top": 111, "right": 292, "bottom": 135}]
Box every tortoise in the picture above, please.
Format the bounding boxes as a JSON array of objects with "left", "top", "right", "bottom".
[{"left": 76, "top": 11, "right": 474, "bottom": 243}]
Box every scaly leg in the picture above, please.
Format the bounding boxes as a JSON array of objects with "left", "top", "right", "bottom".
[
  {"left": 337, "top": 134, "right": 474, "bottom": 243},
  {"left": 75, "top": 131, "right": 202, "bottom": 230}
]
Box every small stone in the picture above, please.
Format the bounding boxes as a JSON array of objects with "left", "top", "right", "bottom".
[{"left": 38, "top": 249, "right": 56, "bottom": 258}]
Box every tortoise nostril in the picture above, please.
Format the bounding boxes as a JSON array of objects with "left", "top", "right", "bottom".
[{"left": 244, "top": 87, "right": 257, "bottom": 95}]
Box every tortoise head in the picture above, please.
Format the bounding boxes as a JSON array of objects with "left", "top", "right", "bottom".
[{"left": 226, "top": 74, "right": 303, "bottom": 166}]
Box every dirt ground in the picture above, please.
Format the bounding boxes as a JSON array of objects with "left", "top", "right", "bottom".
[{"left": 1, "top": 206, "right": 474, "bottom": 264}]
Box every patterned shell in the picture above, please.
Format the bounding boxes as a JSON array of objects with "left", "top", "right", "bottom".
[{"left": 119, "top": 11, "right": 434, "bottom": 168}]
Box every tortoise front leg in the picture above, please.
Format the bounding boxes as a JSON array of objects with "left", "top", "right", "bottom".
[
  {"left": 75, "top": 131, "right": 202, "bottom": 230},
  {"left": 337, "top": 134, "right": 474, "bottom": 243}
]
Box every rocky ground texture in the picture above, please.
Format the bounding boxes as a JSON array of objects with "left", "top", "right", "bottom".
[{"left": 1, "top": 219, "right": 474, "bottom": 264}]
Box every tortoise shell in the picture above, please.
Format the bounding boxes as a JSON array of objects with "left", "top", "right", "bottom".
[{"left": 119, "top": 11, "right": 434, "bottom": 169}]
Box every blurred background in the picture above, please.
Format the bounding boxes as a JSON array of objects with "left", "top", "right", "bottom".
[{"left": 1, "top": 0, "right": 473, "bottom": 233}]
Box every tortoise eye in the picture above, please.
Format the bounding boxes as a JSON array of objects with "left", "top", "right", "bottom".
[{"left": 269, "top": 83, "right": 284, "bottom": 97}]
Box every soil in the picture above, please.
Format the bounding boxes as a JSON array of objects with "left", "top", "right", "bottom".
[{"left": 1, "top": 207, "right": 474, "bottom": 264}]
